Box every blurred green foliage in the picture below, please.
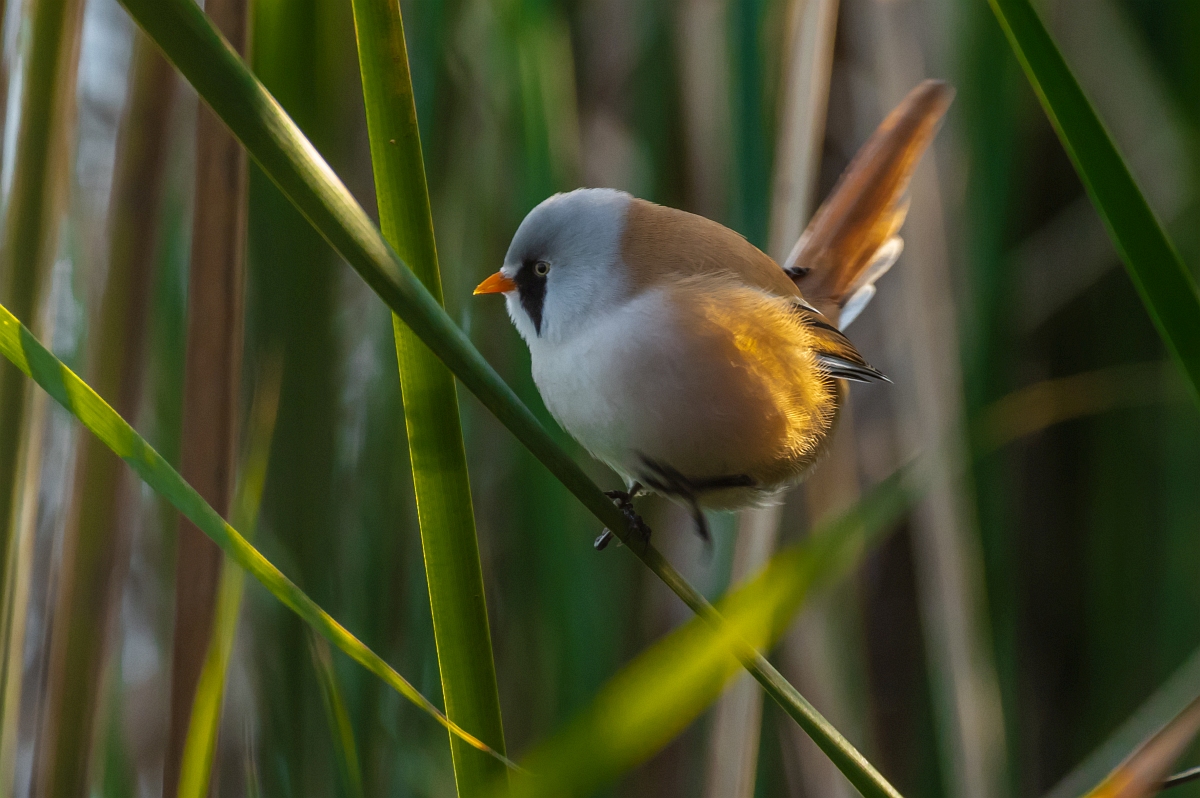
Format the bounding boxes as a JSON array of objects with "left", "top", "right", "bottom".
[{"left": 0, "top": 0, "right": 1199, "bottom": 796}]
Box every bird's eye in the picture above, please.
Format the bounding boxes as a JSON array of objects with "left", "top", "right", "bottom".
[{"left": 533, "top": 260, "right": 550, "bottom": 277}]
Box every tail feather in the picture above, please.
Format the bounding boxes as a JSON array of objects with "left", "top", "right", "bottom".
[
  {"left": 786, "top": 80, "right": 954, "bottom": 325},
  {"left": 838, "top": 234, "right": 904, "bottom": 327}
]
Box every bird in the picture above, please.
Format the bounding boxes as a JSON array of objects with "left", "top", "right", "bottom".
[{"left": 474, "top": 80, "right": 954, "bottom": 549}]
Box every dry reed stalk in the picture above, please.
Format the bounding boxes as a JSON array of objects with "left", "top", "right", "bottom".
[
  {"left": 0, "top": 0, "right": 87, "bottom": 788},
  {"left": 677, "top": 0, "right": 732, "bottom": 221},
  {"left": 1013, "top": 0, "right": 1187, "bottom": 333},
  {"left": 163, "top": 0, "right": 250, "bottom": 792},
  {"left": 867, "top": 1, "right": 1009, "bottom": 795},
  {"left": 703, "top": 2, "right": 842, "bottom": 796},
  {"left": 35, "top": 38, "right": 176, "bottom": 797},
  {"left": 783, "top": 411, "right": 864, "bottom": 798}
]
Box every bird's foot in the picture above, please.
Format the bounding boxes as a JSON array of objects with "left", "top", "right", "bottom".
[{"left": 595, "top": 484, "right": 650, "bottom": 551}]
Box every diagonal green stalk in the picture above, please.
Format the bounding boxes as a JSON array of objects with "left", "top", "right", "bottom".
[
  {"left": 0, "top": 300, "right": 517, "bottom": 770},
  {"left": 1044, "top": 646, "right": 1200, "bottom": 798},
  {"left": 349, "top": 1, "right": 506, "bottom": 794},
  {"left": 988, "top": 0, "right": 1200, "bottom": 407},
  {"left": 503, "top": 470, "right": 911, "bottom": 798},
  {"left": 116, "top": 0, "right": 614, "bottom": 541},
  {"left": 117, "top": 1, "right": 902, "bottom": 793},
  {"left": 1079, "top": 696, "right": 1200, "bottom": 798}
]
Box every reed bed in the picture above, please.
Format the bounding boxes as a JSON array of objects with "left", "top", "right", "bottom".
[{"left": 0, "top": 0, "right": 1197, "bottom": 796}]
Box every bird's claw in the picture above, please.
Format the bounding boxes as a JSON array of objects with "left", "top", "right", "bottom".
[
  {"left": 595, "top": 485, "right": 650, "bottom": 551},
  {"left": 604, "top": 488, "right": 638, "bottom": 505}
]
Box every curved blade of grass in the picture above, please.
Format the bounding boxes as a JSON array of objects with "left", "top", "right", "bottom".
[
  {"left": 177, "top": 361, "right": 281, "bottom": 798},
  {"left": 500, "top": 470, "right": 912, "bottom": 798},
  {"left": 1080, "top": 696, "right": 1200, "bottom": 798},
  {"left": 1045, "top": 646, "right": 1200, "bottom": 798},
  {"left": 988, "top": 0, "right": 1200, "bottom": 406},
  {"left": 310, "top": 634, "right": 365, "bottom": 798},
  {"left": 0, "top": 300, "right": 517, "bottom": 770},
  {"left": 115, "top": 1, "right": 904, "bottom": 792},
  {"left": 973, "top": 361, "right": 1179, "bottom": 453},
  {"left": 114, "top": 0, "right": 622, "bottom": 541},
  {"left": 349, "top": 1, "right": 507, "bottom": 794}
]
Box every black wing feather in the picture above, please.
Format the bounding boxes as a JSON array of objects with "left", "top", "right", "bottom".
[
  {"left": 790, "top": 300, "right": 889, "bottom": 384},
  {"left": 814, "top": 353, "right": 890, "bottom": 384}
]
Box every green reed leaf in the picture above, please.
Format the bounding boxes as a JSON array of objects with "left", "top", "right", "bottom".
[
  {"left": 115, "top": 0, "right": 907, "bottom": 792},
  {"left": 989, "top": 0, "right": 1200, "bottom": 406},
  {"left": 501, "top": 471, "right": 912, "bottom": 798},
  {"left": 310, "top": 634, "right": 366, "bottom": 798},
  {"left": 1045, "top": 647, "right": 1200, "bottom": 798},
  {"left": 0, "top": 300, "right": 517, "bottom": 770},
  {"left": 177, "top": 362, "right": 281, "bottom": 798},
  {"left": 349, "top": 0, "right": 507, "bottom": 793}
]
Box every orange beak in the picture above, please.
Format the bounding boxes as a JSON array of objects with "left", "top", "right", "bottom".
[{"left": 473, "top": 271, "right": 517, "bottom": 295}]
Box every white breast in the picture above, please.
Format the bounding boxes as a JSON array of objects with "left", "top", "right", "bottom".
[
  {"left": 528, "top": 277, "right": 835, "bottom": 499},
  {"left": 529, "top": 288, "right": 663, "bottom": 482}
]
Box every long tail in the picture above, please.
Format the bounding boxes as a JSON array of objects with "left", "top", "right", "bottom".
[{"left": 785, "top": 79, "right": 955, "bottom": 326}]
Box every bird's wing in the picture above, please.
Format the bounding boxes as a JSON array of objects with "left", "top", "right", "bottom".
[
  {"left": 784, "top": 80, "right": 954, "bottom": 325},
  {"left": 791, "top": 299, "right": 888, "bottom": 383},
  {"left": 621, "top": 198, "right": 888, "bottom": 382},
  {"left": 622, "top": 199, "right": 802, "bottom": 300}
]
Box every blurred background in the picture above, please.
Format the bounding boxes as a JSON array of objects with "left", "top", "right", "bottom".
[{"left": 0, "top": 0, "right": 1198, "bottom": 795}]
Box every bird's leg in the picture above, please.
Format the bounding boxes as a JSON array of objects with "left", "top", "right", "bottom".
[
  {"left": 595, "top": 482, "right": 649, "bottom": 551},
  {"left": 605, "top": 481, "right": 644, "bottom": 506},
  {"left": 638, "top": 455, "right": 755, "bottom": 544}
]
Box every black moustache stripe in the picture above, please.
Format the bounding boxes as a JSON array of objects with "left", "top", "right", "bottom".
[{"left": 515, "top": 262, "right": 547, "bottom": 335}]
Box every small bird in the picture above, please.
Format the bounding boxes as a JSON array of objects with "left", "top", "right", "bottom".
[{"left": 475, "top": 80, "right": 953, "bottom": 548}]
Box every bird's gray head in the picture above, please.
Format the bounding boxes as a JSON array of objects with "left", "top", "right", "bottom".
[{"left": 496, "top": 188, "right": 632, "bottom": 345}]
